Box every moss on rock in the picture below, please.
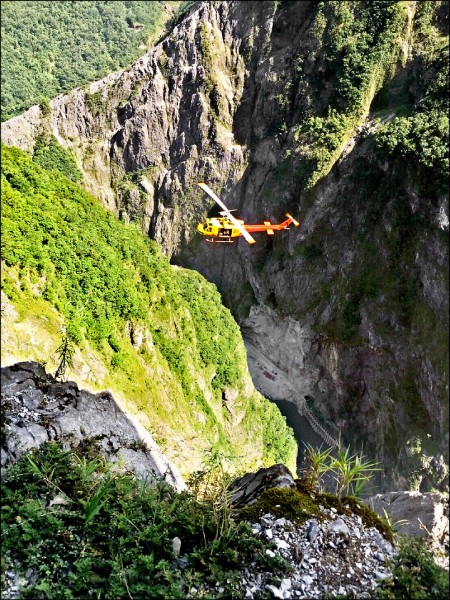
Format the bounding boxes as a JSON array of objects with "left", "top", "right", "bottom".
[
  {"left": 239, "top": 487, "right": 326, "bottom": 527},
  {"left": 239, "top": 481, "right": 393, "bottom": 543}
]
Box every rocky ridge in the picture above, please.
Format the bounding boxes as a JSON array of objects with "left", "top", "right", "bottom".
[
  {"left": 229, "top": 464, "right": 449, "bottom": 570},
  {"left": 1, "top": 379, "right": 448, "bottom": 600},
  {"left": 193, "top": 511, "right": 397, "bottom": 599},
  {"left": 2, "top": 456, "right": 448, "bottom": 599},
  {"left": 1, "top": 361, "right": 185, "bottom": 491},
  {"left": 188, "top": 463, "right": 448, "bottom": 597}
]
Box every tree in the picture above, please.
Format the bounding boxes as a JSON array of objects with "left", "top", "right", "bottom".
[{"left": 54, "top": 329, "right": 75, "bottom": 381}]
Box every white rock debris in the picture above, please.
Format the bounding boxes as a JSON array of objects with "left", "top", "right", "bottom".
[{"left": 188, "top": 510, "right": 397, "bottom": 599}]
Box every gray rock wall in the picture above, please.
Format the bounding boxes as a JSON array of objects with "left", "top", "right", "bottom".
[
  {"left": 1, "top": 362, "right": 185, "bottom": 491},
  {"left": 366, "top": 491, "right": 449, "bottom": 569}
]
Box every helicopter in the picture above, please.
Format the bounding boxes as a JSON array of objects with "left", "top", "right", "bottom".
[{"left": 197, "top": 182, "right": 299, "bottom": 244}]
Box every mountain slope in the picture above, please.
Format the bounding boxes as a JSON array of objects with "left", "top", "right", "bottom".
[
  {"left": 1, "top": 142, "right": 297, "bottom": 478},
  {"left": 0, "top": 0, "right": 190, "bottom": 121}
]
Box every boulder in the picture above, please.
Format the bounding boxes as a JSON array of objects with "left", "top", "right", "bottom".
[
  {"left": 228, "top": 463, "right": 295, "bottom": 508},
  {"left": 366, "top": 491, "right": 449, "bottom": 568}
]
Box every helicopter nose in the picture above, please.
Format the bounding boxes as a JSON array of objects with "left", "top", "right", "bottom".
[{"left": 197, "top": 223, "right": 204, "bottom": 234}]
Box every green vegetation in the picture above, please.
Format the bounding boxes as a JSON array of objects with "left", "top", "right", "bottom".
[
  {"left": 374, "top": 43, "right": 449, "bottom": 190},
  {"left": 33, "top": 134, "right": 83, "bottom": 183},
  {"left": 293, "top": 0, "right": 410, "bottom": 188},
  {"left": 240, "top": 487, "right": 325, "bottom": 527},
  {"left": 1, "top": 142, "right": 297, "bottom": 476},
  {"left": 293, "top": 107, "right": 353, "bottom": 189},
  {"left": 54, "top": 330, "right": 76, "bottom": 381},
  {"left": 300, "top": 441, "right": 381, "bottom": 499},
  {"left": 2, "top": 439, "right": 446, "bottom": 599},
  {"left": 376, "top": 536, "right": 449, "bottom": 599},
  {"left": 241, "top": 442, "right": 390, "bottom": 540},
  {"left": 1, "top": 441, "right": 287, "bottom": 599},
  {"left": 240, "top": 484, "right": 395, "bottom": 544},
  {"left": 410, "top": 0, "right": 448, "bottom": 62},
  {"left": 1, "top": 1, "right": 189, "bottom": 121},
  {"left": 289, "top": 0, "right": 449, "bottom": 191}
]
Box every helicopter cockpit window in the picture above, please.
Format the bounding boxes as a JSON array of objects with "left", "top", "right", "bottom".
[{"left": 205, "top": 227, "right": 213, "bottom": 234}]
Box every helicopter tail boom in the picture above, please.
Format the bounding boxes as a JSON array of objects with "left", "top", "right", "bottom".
[
  {"left": 283, "top": 213, "right": 300, "bottom": 227},
  {"left": 264, "top": 221, "right": 275, "bottom": 235}
]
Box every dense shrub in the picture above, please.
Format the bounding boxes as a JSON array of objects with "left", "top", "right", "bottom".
[
  {"left": 1, "top": 442, "right": 279, "bottom": 599},
  {"left": 376, "top": 536, "right": 449, "bottom": 599},
  {"left": 33, "top": 135, "right": 83, "bottom": 183},
  {"left": 374, "top": 45, "right": 449, "bottom": 189}
]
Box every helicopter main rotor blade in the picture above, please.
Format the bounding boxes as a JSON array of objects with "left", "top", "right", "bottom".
[
  {"left": 197, "top": 182, "right": 230, "bottom": 212},
  {"left": 197, "top": 182, "right": 256, "bottom": 244}
]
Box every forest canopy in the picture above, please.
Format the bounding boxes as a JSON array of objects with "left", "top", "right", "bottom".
[{"left": 0, "top": 1, "right": 191, "bottom": 121}]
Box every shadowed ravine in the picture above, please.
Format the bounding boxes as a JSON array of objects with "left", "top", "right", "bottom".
[{"left": 244, "top": 339, "right": 339, "bottom": 476}]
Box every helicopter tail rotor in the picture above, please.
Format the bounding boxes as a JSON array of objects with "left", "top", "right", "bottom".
[{"left": 286, "top": 213, "right": 299, "bottom": 227}]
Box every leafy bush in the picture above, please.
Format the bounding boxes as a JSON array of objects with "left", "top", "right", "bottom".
[
  {"left": 293, "top": 108, "right": 351, "bottom": 187},
  {"left": 33, "top": 135, "right": 83, "bottom": 183},
  {"left": 376, "top": 536, "right": 449, "bottom": 599},
  {"left": 300, "top": 441, "right": 380, "bottom": 499},
  {"left": 374, "top": 46, "right": 449, "bottom": 188},
  {"left": 1, "top": 442, "right": 283, "bottom": 599}
]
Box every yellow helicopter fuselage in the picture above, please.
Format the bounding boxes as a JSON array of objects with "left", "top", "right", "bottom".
[
  {"left": 197, "top": 217, "right": 243, "bottom": 240},
  {"left": 196, "top": 182, "right": 299, "bottom": 244}
]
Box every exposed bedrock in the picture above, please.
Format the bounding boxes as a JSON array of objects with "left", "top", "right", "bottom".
[{"left": 1, "top": 362, "right": 185, "bottom": 491}]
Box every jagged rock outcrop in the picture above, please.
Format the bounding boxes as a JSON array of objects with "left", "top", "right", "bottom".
[
  {"left": 1, "top": 362, "right": 185, "bottom": 490},
  {"left": 227, "top": 464, "right": 449, "bottom": 569},
  {"left": 227, "top": 464, "right": 448, "bottom": 577},
  {"left": 0, "top": 1, "right": 263, "bottom": 252},
  {"left": 1, "top": 0, "right": 448, "bottom": 494},
  {"left": 229, "top": 463, "right": 296, "bottom": 508}
]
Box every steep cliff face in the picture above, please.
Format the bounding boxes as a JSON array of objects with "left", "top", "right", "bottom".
[
  {"left": 1, "top": 1, "right": 262, "bottom": 248},
  {"left": 2, "top": 0, "right": 448, "bottom": 492},
  {"left": 1, "top": 144, "right": 298, "bottom": 482}
]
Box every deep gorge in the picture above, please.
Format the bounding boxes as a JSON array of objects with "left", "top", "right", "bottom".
[{"left": 1, "top": 0, "right": 448, "bottom": 494}]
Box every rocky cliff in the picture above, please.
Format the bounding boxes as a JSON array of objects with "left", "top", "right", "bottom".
[
  {"left": 1, "top": 0, "right": 448, "bottom": 493},
  {"left": 1, "top": 361, "right": 185, "bottom": 490}
]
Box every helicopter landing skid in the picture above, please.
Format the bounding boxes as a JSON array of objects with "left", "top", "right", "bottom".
[{"left": 205, "top": 238, "right": 234, "bottom": 243}]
